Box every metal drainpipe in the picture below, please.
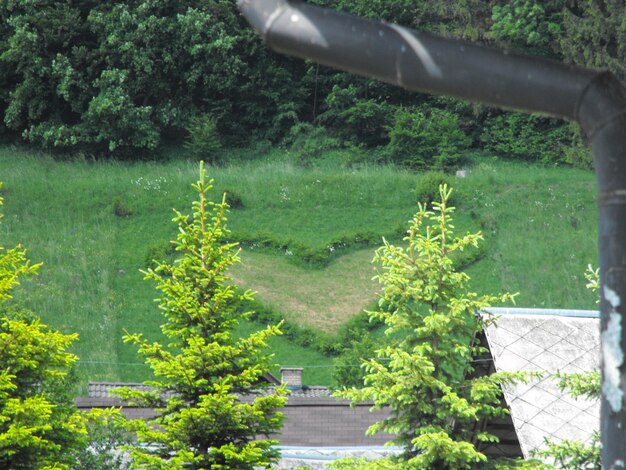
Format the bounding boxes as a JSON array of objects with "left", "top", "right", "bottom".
[{"left": 237, "top": 0, "right": 626, "bottom": 466}]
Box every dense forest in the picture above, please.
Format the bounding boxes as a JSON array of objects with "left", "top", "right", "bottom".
[{"left": 1, "top": 0, "right": 623, "bottom": 165}]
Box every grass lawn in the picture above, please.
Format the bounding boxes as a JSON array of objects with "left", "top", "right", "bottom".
[{"left": 0, "top": 145, "right": 599, "bottom": 388}]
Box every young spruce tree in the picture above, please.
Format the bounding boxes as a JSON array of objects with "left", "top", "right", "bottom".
[
  {"left": 336, "top": 185, "right": 524, "bottom": 469},
  {"left": 117, "top": 164, "right": 286, "bottom": 469}
]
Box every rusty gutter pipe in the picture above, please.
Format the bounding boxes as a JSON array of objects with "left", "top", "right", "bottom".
[{"left": 238, "top": 0, "right": 626, "bottom": 466}]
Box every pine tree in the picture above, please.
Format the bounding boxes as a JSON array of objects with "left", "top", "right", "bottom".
[
  {"left": 336, "top": 185, "right": 522, "bottom": 469},
  {"left": 118, "top": 164, "right": 286, "bottom": 469}
]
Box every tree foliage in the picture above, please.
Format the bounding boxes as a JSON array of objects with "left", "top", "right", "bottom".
[
  {"left": 117, "top": 164, "right": 286, "bottom": 469},
  {"left": 386, "top": 107, "right": 470, "bottom": 170},
  {"left": 490, "top": 0, "right": 563, "bottom": 57},
  {"left": 0, "top": 182, "right": 86, "bottom": 469},
  {"left": 184, "top": 113, "right": 222, "bottom": 163},
  {"left": 74, "top": 407, "right": 133, "bottom": 470},
  {"left": 479, "top": 112, "right": 572, "bottom": 164},
  {"left": 0, "top": 0, "right": 619, "bottom": 164},
  {"left": 0, "top": 1, "right": 306, "bottom": 156},
  {"left": 560, "top": 0, "right": 626, "bottom": 82},
  {"left": 336, "top": 186, "right": 522, "bottom": 469}
]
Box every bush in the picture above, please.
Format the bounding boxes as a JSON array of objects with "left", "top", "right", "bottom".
[
  {"left": 562, "top": 123, "right": 594, "bottom": 170},
  {"left": 480, "top": 112, "right": 571, "bottom": 164},
  {"left": 222, "top": 189, "right": 244, "bottom": 209},
  {"left": 414, "top": 171, "right": 454, "bottom": 207},
  {"left": 385, "top": 107, "right": 470, "bottom": 170},
  {"left": 331, "top": 310, "right": 385, "bottom": 388},
  {"left": 74, "top": 408, "right": 133, "bottom": 470},
  {"left": 112, "top": 196, "right": 132, "bottom": 217},
  {"left": 183, "top": 113, "right": 222, "bottom": 163},
  {"left": 490, "top": 0, "right": 562, "bottom": 57},
  {"left": 143, "top": 241, "right": 175, "bottom": 269},
  {"left": 284, "top": 122, "right": 341, "bottom": 166},
  {"left": 340, "top": 99, "right": 394, "bottom": 147},
  {"left": 238, "top": 230, "right": 383, "bottom": 269},
  {"left": 0, "top": 2, "right": 307, "bottom": 157},
  {"left": 317, "top": 84, "right": 394, "bottom": 148},
  {"left": 331, "top": 335, "right": 378, "bottom": 389}
]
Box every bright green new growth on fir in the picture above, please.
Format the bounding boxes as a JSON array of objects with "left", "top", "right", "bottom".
[
  {"left": 0, "top": 182, "right": 86, "bottom": 469},
  {"left": 117, "top": 164, "right": 286, "bottom": 469},
  {"left": 336, "top": 185, "right": 523, "bottom": 469}
]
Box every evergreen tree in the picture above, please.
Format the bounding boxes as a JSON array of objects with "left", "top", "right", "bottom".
[
  {"left": 117, "top": 164, "right": 286, "bottom": 469},
  {"left": 336, "top": 185, "right": 523, "bottom": 469}
]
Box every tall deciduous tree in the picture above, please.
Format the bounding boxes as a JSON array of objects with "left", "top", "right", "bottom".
[
  {"left": 117, "top": 164, "right": 286, "bottom": 469},
  {"left": 0, "top": 182, "right": 86, "bottom": 469},
  {"left": 336, "top": 186, "right": 523, "bottom": 469}
]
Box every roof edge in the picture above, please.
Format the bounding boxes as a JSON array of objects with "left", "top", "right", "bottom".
[{"left": 481, "top": 307, "right": 599, "bottom": 318}]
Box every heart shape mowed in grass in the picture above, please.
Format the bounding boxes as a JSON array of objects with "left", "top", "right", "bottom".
[{"left": 229, "top": 249, "right": 379, "bottom": 334}]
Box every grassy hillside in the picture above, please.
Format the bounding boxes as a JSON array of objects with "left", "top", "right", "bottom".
[{"left": 0, "top": 146, "right": 598, "bottom": 389}]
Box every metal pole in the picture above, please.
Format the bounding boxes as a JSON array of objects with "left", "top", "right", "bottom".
[
  {"left": 237, "top": 1, "right": 626, "bottom": 465},
  {"left": 579, "top": 74, "right": 626, "bottom": 467}
]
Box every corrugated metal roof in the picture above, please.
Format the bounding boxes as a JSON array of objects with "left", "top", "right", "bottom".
[{"left": 480, "top": 309, "right": 600, "bottom": 460}]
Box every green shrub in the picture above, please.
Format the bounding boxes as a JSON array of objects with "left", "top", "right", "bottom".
[
  {"left": 331, "top": 310, "right": 383, "bottom": 389},
  {"left": 340, "top": 99, "right": 393, "bottom": 147},
  {"left": 222, "top": 189, "right": 244, "bottom": 209},
  {"left": 143, "top": 241, "right": 175, "bottom": 269},
  {"left": 238, "top": 230, "right": 383, "bottom": 269},
  {"left": 246, "top": 297, "right": 340, "bottom": 356},
  {"left": 0, "top": 2, "right": 308, "bottom": 157},
  {"left": 74, "top": 408, "right": 133, "bottom": 470},
  {"left": 414, "top": 171, "right": 454, "bottom": 207},
  {"left": 385, "top": 107, "right": 470, "bottom": 170},
  {"left": 331, "top": 336, "right": 377, "bottom": 389},
  {"left": 183, "top": 113, "right": 222, "bottom": 163},
  {"left": 562, "top": 124, "right": 593, "bottom": 170},
  {"left": 480, "top": 112, "right": 571, "bottom": 164},
  {"left": 317, "top": 84, "right": 393, "bottom": 148},
  {"left": 284, "top": 122, "right": 341, "bottom": 166},
  {"left": 490, "top": 0, "right": 562, "bottom": 56},
  {"left": 112, "top": 196, "right": 132, "bottom": 217}
]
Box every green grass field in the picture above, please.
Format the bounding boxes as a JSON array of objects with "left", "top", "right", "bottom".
[{"left": 0, "top": 146, "right": 599, "bottom": 388}]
